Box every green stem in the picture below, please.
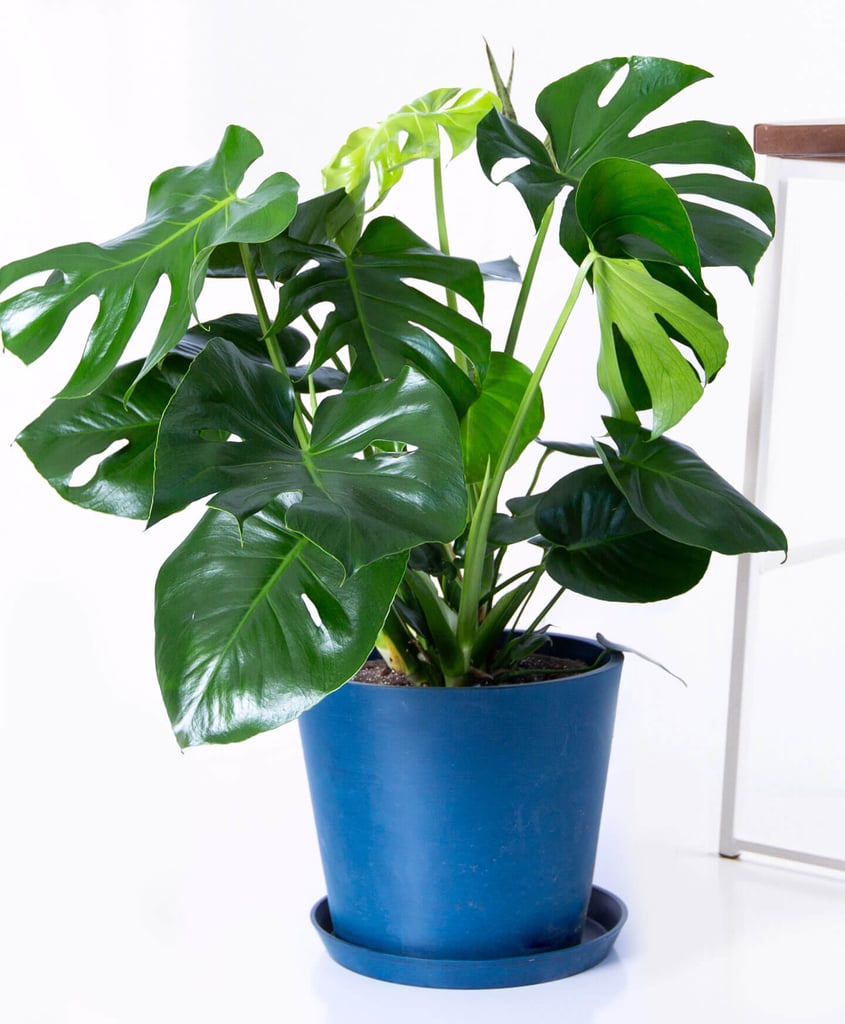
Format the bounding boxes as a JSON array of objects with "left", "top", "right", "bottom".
[
  {"left": 505, "top": 201, "right": 555, "bottom": 357},
  {"left": 239, "top": 242, "right": 309, "bottom": 446},
  {"left": 520, "top": 584, "right": 566, "bottom": 638},
  {"left": 433, "top": 153, "right": 469, "bottom": 373},
  {"left": 456, "top": 249, "right": 597, "bottom": 668}
]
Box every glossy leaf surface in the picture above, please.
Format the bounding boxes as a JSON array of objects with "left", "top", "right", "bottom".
[
  {"left": 478, "top": 56, "right": 770, "bottom": 279},
  {"left": 460, "top": 352, "right": 543, "bottom": 483},
  {"left": 0, "top": 126, "right": 298, "bottom": 398},
  {"left": 17, "top": 358, "right": 185, "bottom": 518},
  {"left": 155, "top": 503, "right": 406, "bottom": 747},
  {"left": 576, "top": 158, "right": 702, "bottom": 282},
  {"left": 151, "top": 340, "right": 468, "bottom": 573},
  {"left": 599, "top": 418, "right": 789, "bottom": 554},
  {"left": 273, "top": 216, "right": 489, "bottom": 414},
  {"left": 535, "top": 465, "right": 711, "bottom": 601}
]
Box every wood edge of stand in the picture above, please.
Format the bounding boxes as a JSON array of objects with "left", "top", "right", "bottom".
[{"left": 755, "top": 122, "right": 845, "bottom": 160}]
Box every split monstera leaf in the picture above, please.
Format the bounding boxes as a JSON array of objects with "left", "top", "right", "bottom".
[{"left": 1, "top": 56, "right": 786, "bottom": 746}]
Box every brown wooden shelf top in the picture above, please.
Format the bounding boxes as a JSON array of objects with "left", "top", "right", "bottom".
[{"left": 755, "top": 122, "right": 845, "bottom": 159}]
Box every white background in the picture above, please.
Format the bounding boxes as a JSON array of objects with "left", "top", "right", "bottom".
[{"left": 1, "top": 1, "right": 844, "bottom": 1021}]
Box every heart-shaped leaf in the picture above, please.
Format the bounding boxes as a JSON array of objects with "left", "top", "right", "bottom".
[
  {"left": 151, "top": 339, "right": 468, "bottom": 573},
  {"left": 155, "top": 503, "right": 407, "bottom": 747},
  {"left": 0, "top": 126, "right": 298, "bottom": 398},
  {"left": 535, "top": 465, "right": 711, "bottom": 601},
  {"left": 576, "top": 158, "right": 703, "bottom": 283},
  {"left": 599, "top": 418, "right": 788, "bottom": 554},
  {"left": 16, "top": 357, "right": 186, "bottom": 518}
]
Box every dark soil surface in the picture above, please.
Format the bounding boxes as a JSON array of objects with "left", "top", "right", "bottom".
[{"left": 353, "top": 654, "right": 590, "bottom": 687}]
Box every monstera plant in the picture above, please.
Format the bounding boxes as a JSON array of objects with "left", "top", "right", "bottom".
[{"left": 1, "top": 54, "right": 785, "bottom": 747}]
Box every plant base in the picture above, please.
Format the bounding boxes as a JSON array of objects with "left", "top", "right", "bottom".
[{"left": 310, "top": 885, "right": 626, "bottom": 989}]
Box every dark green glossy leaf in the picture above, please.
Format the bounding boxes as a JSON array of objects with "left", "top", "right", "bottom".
[
  {"left": 576, "top": 158, "right": 702, "bottom": 282},
  {"left": 407, "top": 543, "right": 457, "bottom": 579},
  {"left": 537, "top": 58, "right": 751, "bottom": 178},
  {"left": 600, "top": 418, "right": 788, "bottom": 554},
  {"left": 535, "top": 465, "right": 711, "bottom": 602},
  {"left": 538, "top": 440, "right": 599, "bottom": 458},
  {"left": 461, "top": 351, "right": 543, "bottom": 483},
  {"left": 151, "top": 339, "right": 468, "bottom": 573},
  {"left": 155, "top": 503, "right": 407, "bottom": 747},
  {"left": 0, "top": 126, "right": 298, "bottom": 398},
  {"left": 272, "top": 216, "right": 489, "bottom": 415},
  {"left": 207, "top": 190, "right": 357, "bottom": 281},
  {"left": 175, "top": 313, "right": 308, "bottom": 366},
  {"left": 16, "top": 357, "right": 185, "bottom": 518},
  {"left": 593, "top": 256, "right": 728, "bottom": 435},
  {"left": 488, "top": 492, "right": 544, "bottom": 545},
  {"left": 285, "top": 366, "right": 468, "bottom": 572}
]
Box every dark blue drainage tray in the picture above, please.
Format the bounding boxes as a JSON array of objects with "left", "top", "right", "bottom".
[{"left": 311, "top": 885, "right": 627, "bottom": 989}]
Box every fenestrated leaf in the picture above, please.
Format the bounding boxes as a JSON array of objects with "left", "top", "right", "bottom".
[
  {"left": 323, "top": 87, "right": 500, "bottom": 218},
  {"left": 478, "top": 56, "right": 771, "bottom": 279},
  {"left": 537, "top": 58, "right": 752, "bottom": 178},
  {"left": 535, "top": 465, "right": 711, "bottom": 602},
  {"left": 592, "top": 256, "right": 728, "bottom": 435},
  {"left": 272, "top": 216, "right": 489, "bottom": 415},
  {"left": 16, "top": 357, "right": 186, "bottom": 519},
  {"left": 151, "top": 339, "right": 468, "bottom": 573},
  {"left": 285, "top": 366, "right": 468, "bottom": 573},
  {"left": 599, "top": 418, "right": 788, "bottom": 555},
  {"left": 460, "top": 351, "right": 543, "bottom": 483},
  {"left": 154, "top": 503, "right": 407, "bottom": 747},
  {"left": 0, "top": 126, "right": 298, "bottom": 398}
]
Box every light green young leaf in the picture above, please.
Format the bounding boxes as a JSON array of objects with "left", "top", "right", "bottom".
[
  {"left": 592, "top": 256, "right": 728, "bottom": 436},
  {"left": 323, "top": 88, "right": 500, "bottom": 212},
  {"left": 0, "top": 126, "right": 298, "bottom": 398}
]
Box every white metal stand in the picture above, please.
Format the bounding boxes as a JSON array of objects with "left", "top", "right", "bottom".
[{"left": 719, "top": 127, "right": 845, "bottom": 872}]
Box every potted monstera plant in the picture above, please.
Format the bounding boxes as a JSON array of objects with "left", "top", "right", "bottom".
[{"left": 0, "top": 53, "right": 785, "bottom": 988}]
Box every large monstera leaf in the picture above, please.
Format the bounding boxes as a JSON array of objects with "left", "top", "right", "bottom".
[
  {"left": 155, "top": 503, "right": 407, "bottom": 747},
  {"left": 271, "top": 216, "right": 490, "bottom": 415},
  {"left": 0, "top": 126, "right": 298, "bottom": 398},
  {"left": 477, "top": 56, "right": 774, "bottom": 280},
  {"left": 151, "top": 338, "right": 468, "bottom": 574}
]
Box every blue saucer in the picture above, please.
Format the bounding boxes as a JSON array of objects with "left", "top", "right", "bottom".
[{"left": 311, "top": 885, "right": 627, "bottom": 989}]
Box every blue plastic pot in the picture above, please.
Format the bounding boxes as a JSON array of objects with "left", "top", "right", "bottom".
[{"left": 299, "top": 634, "right": 624, "bottom": 986}]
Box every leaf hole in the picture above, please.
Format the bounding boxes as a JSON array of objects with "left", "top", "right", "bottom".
[
  {"left": 300, "top": 593, "right": 324, "bottom": 629},
  {"left": 597, "top": 63, "right": 630, "bottom": 108},
  {"left": 487, "top": 156, "right": 529, "bottom": 185},
  {"left": 68, "top": 439, "right": 128, "bottom": 488}
]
